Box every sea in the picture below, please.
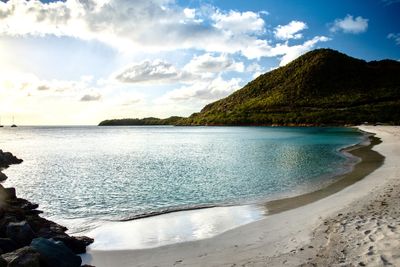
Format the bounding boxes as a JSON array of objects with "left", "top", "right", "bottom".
[{"left": 0, "top": 126, "right": 365, "bottom": 249}]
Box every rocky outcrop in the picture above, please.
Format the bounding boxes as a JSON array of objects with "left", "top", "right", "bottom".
[
  {"left": 0, "top": 151, "right": 22, "bottom": 168},
  {"left": 2, "top": 246, "right": 40, "bottom": 267},
  {"left": 0, "top": 151, "right": 94, "bottom": 266},
  {"left": 31, "top": 238, "right": 82, "bottom": 267},
  {"left": 0, "top": 150, "right": 23, "bottom": 183}
]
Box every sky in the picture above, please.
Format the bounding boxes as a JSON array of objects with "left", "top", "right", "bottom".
[{"left": 0, "top": 0, "right": 399, "bottom": 125}]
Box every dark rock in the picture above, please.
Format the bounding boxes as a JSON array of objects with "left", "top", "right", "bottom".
[
  {"left": 2, "top": 246, "right": 40, "bottom": 267},
  {"left": 0, "top": 257, "right": 6, "bottom": 267},
  {"left": 0, "top": 172, "right": 7, "bottom": 182},
  {"left": 21, "top": 202, "right": 39, "bottom": 211},
  {"left": 24, "top": 209, "right": 43, "bottom": 216},
  {"left": 0, "top": 238, "right": 18, "bottom": 253},
  {"left": 53, "top": 235, "right": 94, "bottom": 254},
  {"left": 0, "top": 186, "right": 16, "bottom": 201},
  {"left": 0, "top": 215, "right": 19, "bottom": 237},
  {"left": 7, "top": 198, "right": 39, "bottom": 211},
  {"left": 31, "top": 237, "right": 82, "bottom": 267},
  {"left": 27, "top": 216, "right": 67, "bottom": 234},
  {"left": 4, "top": 187, "right": 16, "bottom": 199},
  {"left": 0, "top": 150, "right": 23, "bottom": 168},
  {"left": 6, "top": 221, "right": 36, "bottom": 246}
]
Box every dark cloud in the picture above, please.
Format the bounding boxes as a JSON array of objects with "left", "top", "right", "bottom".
[{"left": 80, "top": 93, "right": 101, "bottom": 101}]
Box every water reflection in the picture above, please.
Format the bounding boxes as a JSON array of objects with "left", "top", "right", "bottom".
[{"left": 87, "top": 205, "right": 265, "bottom": 250}]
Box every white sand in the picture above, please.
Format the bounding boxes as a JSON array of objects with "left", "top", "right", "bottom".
[{"left": 82, "top": 126, "right": 400, "bottom": 267}]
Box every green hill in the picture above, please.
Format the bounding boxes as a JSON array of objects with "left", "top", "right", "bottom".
[
  {"left": 99, "top": 49, "right": 400, "bottom": 126},
  {"left": 98, "top": 116, "right": 184, "bottom": 126}
]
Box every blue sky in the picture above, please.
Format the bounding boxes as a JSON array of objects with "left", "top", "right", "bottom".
[{"left": 0, "top": 0, "right": 399, "bottom": 125}]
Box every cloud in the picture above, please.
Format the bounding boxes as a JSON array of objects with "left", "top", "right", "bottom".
[
  {"left": 0, "top": 0, "right": 216, "bottom": 51},
  {"left": 183, "top": 8, "right": 196, "bottom": 19},
  {"left": 114, "top": 53, "right": 244, "bottom": 84},
  {"left": 211, "top": 10, "right": 265, "bottom": 34},
  {"left": 381, "top": 0, "right": 400, "bottom": 5},
  {"left": 275, "top": 36, "right": 331, "bottom": 66},
  {"left": 114, "top": 60, "right": 185, "bottom": 84},
  {"left": 184, "top": 53, "right": 244, "bottom": 73},
  {"left": 274, "top": 21, "right": 308, "bottom": 40},
  {"left": 330, "top": 15, "right": 368, "bottom": 34},
  {"left": 246, "top": 62, "right": 267, "bottom": 79},
  {"left": 80, "top": 93, "right": 102, "bottom": 102},
  {"left": 121, "top": 98, "right": 141, "bottom": 106},
  {"left": 0, "top": 72, "right": 91, "bottom": 94},
  {"left": 161, "top": 77, "right": 241, "bottom": 102},
  {"left": 387, "top": 33, "right": 400, "bottom": 45},
  {"left": 37, "top": 85, "right": 50, "bottom": 91},
  {"left": 241, "top": 35, "right": 330, "bottom": 65},
  {"left": 0, "top": 0, "right": 327, "bottom": 64}
]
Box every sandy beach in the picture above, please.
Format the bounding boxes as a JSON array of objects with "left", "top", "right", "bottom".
[{"left": 81, "top": 126, "right": 400, "bottom": 266}]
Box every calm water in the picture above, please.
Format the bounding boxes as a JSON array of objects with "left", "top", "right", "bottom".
[{"left": 0, "top": 126, "right": 363, "bottom": 236}]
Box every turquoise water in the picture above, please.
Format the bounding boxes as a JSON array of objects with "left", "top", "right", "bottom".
[{"left": 0, "top": 126, "right": 364, "bottom": 233}]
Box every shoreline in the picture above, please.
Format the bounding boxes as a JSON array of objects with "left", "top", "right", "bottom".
[
  {"left": 263, "top": 131, "right": 383, "bottom": 215},
  {"left": 83, "top": 126, "right": 395, "bottom": 266}
]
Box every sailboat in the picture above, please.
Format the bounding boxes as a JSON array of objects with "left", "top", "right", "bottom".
[{"left": 11, "top": 116, "right": 17, "bottom": 127}]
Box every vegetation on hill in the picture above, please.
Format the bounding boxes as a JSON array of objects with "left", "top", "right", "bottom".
[
  {"left": 99, "top": 49, "right": 400, "bottom": 126},
  {"left": 98, "top": 116, "right": 184, "bottom": 126}
]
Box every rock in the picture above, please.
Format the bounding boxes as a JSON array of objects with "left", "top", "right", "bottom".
[
  {"left": 2, "top": 246, "right": 40, "bottom": 267},
  {"left": 6, "top": 221, "right": 36, "bottom": 246},
  {"left": 0, "top": 238, "right": 18, "bottom": 253},
  {"left": 7, "top": 198, "right": 39, "bottom": 211},
  {"left": 0, "top": 215, "right": 18, "bottom": 236},
  {"left": 30, "top": 237, "right": 82, "bottom": 267},
  {"left": 0, "top": 151, "right": 23, "bottom": 168},
  {"left": 0, "top": 186, "right": 17, "bottom": 201},
  {"left": 21, "top": 202, "right": 39, "bottom": 211},
  {"left": 0, "top": 172, "right": 7, "bottom": 182},
  {"left": 4, "top": 187, "right": 16, "bottom": 199},
  {"left": 27, "top": 216, "right": 67, "bottom": 235},
  {"left": 0, "top": 257, "right": 7, "bottom": 267},
  {"left": 52, "top": 235, "right": 94, "bottom": 254}
]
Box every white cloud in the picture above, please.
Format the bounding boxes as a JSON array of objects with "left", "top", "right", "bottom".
[
  {"left": 388, "top": 33, "right": 400, "bottom": 45},
  {"left": 330, "top": 15, "right": 368, "bottom": 34},
  {"left": 274, "top": 21, "right": 308, "bottom": 40},
  {"left": 275, "top": 36, "right": 331, "bottom": 66},
  {"left": 184, "top": 53, "right": 244, "bottom": 73},
  {"left": 113, "top": 60, "right": 185, "bottom": 84},
  {"left": 0, "top": 0, "right": 264, "bottom": 57},
  {"left": 0, "top": 0, "right": 330, "bottom": 63},
  {"left": 0, "top": 72, "right": 92, "bottom": 94},
  {"left": 0, "top": 0, "right": 217, "bottom": 52},
  {"left": 114, "top": 53, "right": 244, "bottom": 85},
  {"left": 240, "top": 35, "right": 330, "bottom": 64},
  {"left": 161, "top": 77, "right": 241, "bottom": 102},
  {"left": 212, "top": 10, "right": 265, "bottom": 34},
  {"left": 183, "top": 8, "right": 196, "bottom": 19},
  {"left": 246, "top": 62, "right": 267, "bottom": 79}
]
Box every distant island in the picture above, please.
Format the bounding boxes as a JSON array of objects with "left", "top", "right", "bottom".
[
  {"left": 99, "top": 49, "right": 400, "bottom": 126},
  {"left": 98, "top": 116, "right": 184, "bottom": 126}
]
